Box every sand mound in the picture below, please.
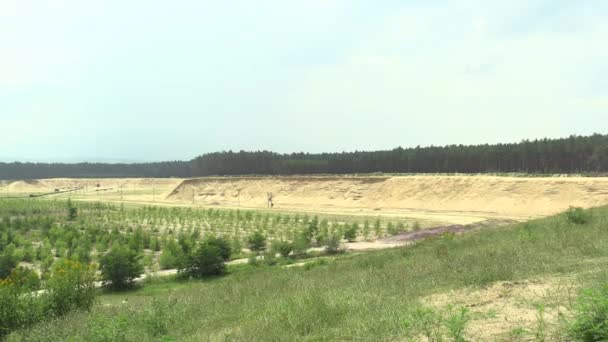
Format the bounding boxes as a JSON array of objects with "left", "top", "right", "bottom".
[
  {"left": 6, "top": 180, "right": 47, "bottom": 193},
  {"left": 167, "top": 176, "right": 608, "bottom": 218},
  {"left": 3, "top": 178, "right": 183, "bottom": 197}
]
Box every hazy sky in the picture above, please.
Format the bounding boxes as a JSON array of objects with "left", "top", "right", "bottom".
[{"left": 1, "top": 0, "right": 607, "bottom": 162}]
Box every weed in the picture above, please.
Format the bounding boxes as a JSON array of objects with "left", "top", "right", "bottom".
[
  {"left": 566, "top": 207, "right": 591, "bottom": 225},
  {"left": 568, "top": 283, "right": 608, "bottom": 341}
]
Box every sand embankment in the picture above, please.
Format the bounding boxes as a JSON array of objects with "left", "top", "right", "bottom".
[{"left": 167, "top": 176, "right": 608, "bottom": 218}]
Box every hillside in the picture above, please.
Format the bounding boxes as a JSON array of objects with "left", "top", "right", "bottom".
[
  {"left": 168, "top": 175, "right": 608, "bottom": 219},
  {"left": 8, "top": 206, "right": 608, "bottom": 341}
]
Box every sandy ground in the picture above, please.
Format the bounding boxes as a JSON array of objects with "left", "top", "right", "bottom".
[
  {"left": 3, "top": 175, "right": 608, "bottom": 225},
  {"left": 423, "top": 275, "right": 580, "bottom": 340}
]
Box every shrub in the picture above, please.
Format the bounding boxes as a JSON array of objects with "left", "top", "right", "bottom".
[
  {"left": 201, "top": 236, "right": 231, "bottom": 261},
  {"left": 324, "top": 233, "right": 342, "bottom": 255},
  {"left": 7, "top": 266, "right": 40, "bottom": 291},
  {"left": 99, "top": 245, "right": 144, "bottom": 290},
  {"left": 343, "top": 224, "right": 358, "bottom": 242},
  {"left": 373, "top": 219, "right": 382, "bottom": 237},
  {"left": 159, "top": 239, "right": 184, "bottom": 270},
  {"left": 445, "top": 307, "right": 470, "bottom": 342},
  {"left": 247, "top": 232, "right": 267, "bottom": 252},
  {"left": 568, "top": 283, "right": 608, "bottom": 341},
  {"left": 403, "top": 306, "right": 470, "bottom": 341},
  {"left": 263, "top": 250, "right": 277, "bottom": 266},
  {"left": 46, "top": 259, "right": 97, "bottom": 316},
  {"left": 67, "top": 199, "right": 77, "bottom": 221},
  {"left": 272, "top": 240, "right": 293, "bottom": 258},
  {"left": 141, "top": 298, "right": 175, "bottom": 337},
  {"left": 292, "top": 231, "right": 310, "bottom": 256},
  {"left": 0, "top": 270, "right": 45, "bottom": 337},
  {"left": 182, "top": 244, "right": 225, "bottom": 277},
  {"left": 86, "top": 313, "right": 130, "bottom": 342},
  {"left": 0, "top": 244, "right": 18, "bottom": 279},
  {"left": 412, "top": 221, "right": 422, "bottom": 231},
  {"left": 566, "top": 207, "right": 590, "bottom": 225},
  {"left": 231, "top": 237, "right": 243, "bottom": 255}
]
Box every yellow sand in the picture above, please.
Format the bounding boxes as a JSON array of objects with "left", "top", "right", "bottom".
[
  {"left": 167, "top": 175, "right": 608, "bottom": 219},
  {"left": 4, "top": 175, "right": 608, "bottom": 223}
]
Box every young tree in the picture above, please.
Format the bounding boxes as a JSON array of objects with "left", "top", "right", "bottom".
[
  {"left": 247, "top": 232, "right": 267, "bottom": 252},
  {"left": 292, "top": 230, "right": 310, "bottom": 256},
  {"left": 66, "top": 199, "right": 77, "bottom": 221},
  {"left": 183, "top": 244, "right": 225, "bottom": 277},
  {"left": 8, "top": 266, "right": 40, "bottom": 291},
  {"left": 47, "top": 259, "right": 97, "bottom": 315},
  {"left": 373, "top": 219, "right": 382, "bottom": 237},
  {"left": 201, "top": 236, "right": 232, "bottom": 261},
  {"left": 343, "top": 224, "right": 358, "bottom": 242},
  {"left": 159, "top": 239, "right": 184, "bottom": 270},
  {"left": 324, "top": 233, "right": 342, "bottom": 255},
  {"left": 99, "top": 245, "right": 143, "bottom": 289},
  {"left": 363, "top": 220, "right": 371, "bottom": 240},
  {"left": 0, "top": 244, "right": 18, "bottom": 279},
  {"left": 272, "top": 240, "right": 293, "bottom": 258}
]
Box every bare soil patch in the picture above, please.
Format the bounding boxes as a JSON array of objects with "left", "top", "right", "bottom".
[{"left": 379, "top": 219, "right": 515, "bottom": 244}]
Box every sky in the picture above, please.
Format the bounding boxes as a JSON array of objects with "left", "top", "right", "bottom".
[{"left": 1, "top": 0, "right": 607, "bottom": 162}]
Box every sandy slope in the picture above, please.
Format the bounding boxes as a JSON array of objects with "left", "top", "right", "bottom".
[
  {"left": 4, "top": 175, "right": 608, "bottom": 222},
  {"left": 4, "top": 178, "right": 183, "bottom": 197},
  {"left": 167, "top": 175, "right": 608, "bottom": 219}
]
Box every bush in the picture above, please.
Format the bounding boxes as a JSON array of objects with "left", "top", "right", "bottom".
[
  {"left": 247, "top": 254, "right": 259, "bottom": 266},
  {"left": 183, "top": 244, "right": 225, "bottom": 277},
  {"left": 99, "top": 245, "right": 144, "bottom": 290},
  {"left": 231, "top": 237, "right": 243, "bottom": 255},
  {"left": 403, "top": 306, "right": 470, "bottom": 341},
  {"left": 86, "top": 313, "right": 130, "bottom": 342},
  {"left": 141, "top": 298, "right": 175, "bottom": 337},
  {"left": 568, "top": 283, "right": 608, "bottom": 341},
  {"left": 566, "top": 207, "right": 591, "bottom": 225},
  {"left": 292, "top": 231, "right": 310, "bottom": 256},
  {"left": 7, "top": 266, "right": 40, "bottom": 291},
  {"left": 343, "top": 224, "right": 358, "bottom": 242},
  {"left": 247, "top": 232, "right": 267, "bottom": 252},
  {"left": 272, "top": 240, "right": 293, "bottom": 258},
  {"left": 46, "top": 259, "right": 97, "bottom": 316},
  {"left": 263, "top": 250, "right": 277, "bottom": 266},
  {"left": 0, "top": 271, "right": 45, "bottom": 337},
  {"left": 412, "top": 221, "right": 421, "bottom": 231},
  {"left": 67, "top": 199, "right": 77, "bottom": 221},
  {"left": 201, "top": 236, "right": 231, "bottom": 261},
  {"left": 159, "top": 239, "right": 184, "bottom": 270},
  {"left": 324, "top": 233, "right": 342, "bottom": 255},
  {"left": 0, "top": 244, "right": 18, "bottom": 279}
]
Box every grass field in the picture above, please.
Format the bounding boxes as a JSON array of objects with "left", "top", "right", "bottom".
[{"left": 6, "top": 204, "right": 608, "bottom": 341}]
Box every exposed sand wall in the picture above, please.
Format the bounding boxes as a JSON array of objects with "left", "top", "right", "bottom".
[
  {"left": 167, "top": 176, "right": 608, "bottom": 218},
  {"left": 5, "top": 176, "right": 608, "bottom": 219},
  {"left": 5, "top": 178, "right": 183, "bottom": 197}
]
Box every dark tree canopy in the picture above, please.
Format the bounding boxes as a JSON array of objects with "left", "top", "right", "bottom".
[{"left": 2, "top": 134, "right": 608, "bottom": 179}]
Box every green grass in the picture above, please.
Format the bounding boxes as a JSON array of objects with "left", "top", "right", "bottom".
[{"left": 7, "top": 205, "right": 608, "bottom": 341}]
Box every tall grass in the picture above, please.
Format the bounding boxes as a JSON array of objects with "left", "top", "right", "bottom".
[{"left": 8, "top": 206, "right": 608, "bottom": 341}]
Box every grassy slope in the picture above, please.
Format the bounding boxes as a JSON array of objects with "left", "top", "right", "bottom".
[{"left": 9, "top": 207, "right": 608, "bottom": 341}]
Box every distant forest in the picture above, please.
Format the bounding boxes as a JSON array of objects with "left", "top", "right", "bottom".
[{"left": 1, "top": 134, "right": 607, "bottom": 179}]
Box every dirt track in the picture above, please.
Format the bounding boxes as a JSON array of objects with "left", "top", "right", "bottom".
[{"left": 379, "top": 219, "right": 514, "bottom": 244}]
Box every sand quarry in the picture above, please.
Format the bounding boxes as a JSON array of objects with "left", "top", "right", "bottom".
[{"left": 2, "top": 175, "right": 608, "bottom": 225}]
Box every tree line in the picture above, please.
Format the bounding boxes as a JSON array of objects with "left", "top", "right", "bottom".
[{"left": 1, "top": 134, "right": 607, "bottom": 179}]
